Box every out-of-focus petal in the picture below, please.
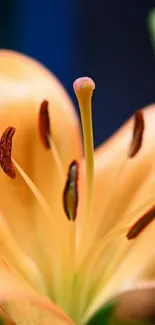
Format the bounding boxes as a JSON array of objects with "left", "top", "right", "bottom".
[
  {"left": 84, "top": 219, "right": 155, "bottom": 323},
  {"left": 0, "top": 307, "right": 15, "bottom": 325},
  {"left": 0, "top": 263, "right": 74, "bottom": 325}
]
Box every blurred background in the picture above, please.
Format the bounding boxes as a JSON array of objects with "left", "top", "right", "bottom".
[{"left": 1, "top": 0, "right": 155, "bottom": 147}]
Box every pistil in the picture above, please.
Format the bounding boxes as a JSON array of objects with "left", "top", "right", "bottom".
[{"left": 73, "top": 77, "right": 95, "bottom": 222}]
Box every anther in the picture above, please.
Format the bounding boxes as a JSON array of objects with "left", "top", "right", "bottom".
[
  {"left": 39, "top": 100, "right": 51, "bottom": 149},
  {"left": 38, "top": 100, "right": 65, "bottom": 181},
  {"left": 0, "top": 127, "right": 16, "bottom": 179},
  {"left": 129, "top": 110, "right": 144, "bottom": 158},
  {"left": 63, "top": 160, "right": 78, "bottom": 221},
  {"left": 127, "top": 205, "right": 155, "bottom": 240}
]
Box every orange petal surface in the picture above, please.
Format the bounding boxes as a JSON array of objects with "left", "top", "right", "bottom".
[
  {"left": 0, "top": 50, "right": 82, "bottom": 259},
  {"left": 88, "top": 105, "right": 155, "bottom": 242}
]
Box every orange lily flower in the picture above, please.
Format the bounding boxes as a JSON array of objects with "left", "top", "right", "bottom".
[{"left": 0, "top": 50, "right": 155, "bottom": 325}]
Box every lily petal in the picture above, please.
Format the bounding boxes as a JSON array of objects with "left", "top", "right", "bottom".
[
  {"left": 0, "top": 262, "right": 74, "bottom": 325},
  {"left": 89, "top": 105, "right": 155, "bottom": 242},
  {"left": 0, "top": 50, "right": 82, "bottom": 259},
  {"left": 84, "top": 219, "right": 155, "bottom": 322}
]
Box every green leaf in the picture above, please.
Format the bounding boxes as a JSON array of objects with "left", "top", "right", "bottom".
[{"left": 86, "top": 300, "right": 116, "bottom": 325}]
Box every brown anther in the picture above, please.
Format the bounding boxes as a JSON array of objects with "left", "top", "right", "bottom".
[
  {"left": 129, "top": 110, "right": 144, "bottom": 158},
  {"left": 63, "top": 160, "right": 78, "bottom": 221},
  {"left": 0, "top": 127, "right": 16, "bottom": 179},
  {"left": 127, "top": 205, "right": 155, "bottom": 240},
  {"left": 39, "top": 100, "right": 51, "bottom": 149}
]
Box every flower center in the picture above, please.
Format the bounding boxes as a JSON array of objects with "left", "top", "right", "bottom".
[{"left": 0, "top": 76, "right": 154, "bottom": 325}]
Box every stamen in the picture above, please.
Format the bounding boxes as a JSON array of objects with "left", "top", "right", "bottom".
[
  {"left": 73, "top": 77, "right": 95, "bottom": 221},
  {"left": 63, "top": 160, "right": 78, "bottom": 221},
  {"left": 0, "top": 127, "right": 51, "bottom": 217},
  {"left": 129, "top": 110, "right": 144, "bottom": 158},
  {"left": 0, "top": 127, "right": 16, "bottom": 178},
  {"left": 39, "top": 100, "right": 64, "bottom": 180},
  {"left": 12, "top": 158, "right": 51, "bottom": 217},
  {"left": 39, "top": 100, "right": 51, "bottom": 149},
  {"left": 127, "top": 205, "right": 155, "bottom": 239}
]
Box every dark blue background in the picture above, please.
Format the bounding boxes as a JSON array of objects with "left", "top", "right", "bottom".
[{"left": 1, "top": 0, "right": 155, "bottom": 146}]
